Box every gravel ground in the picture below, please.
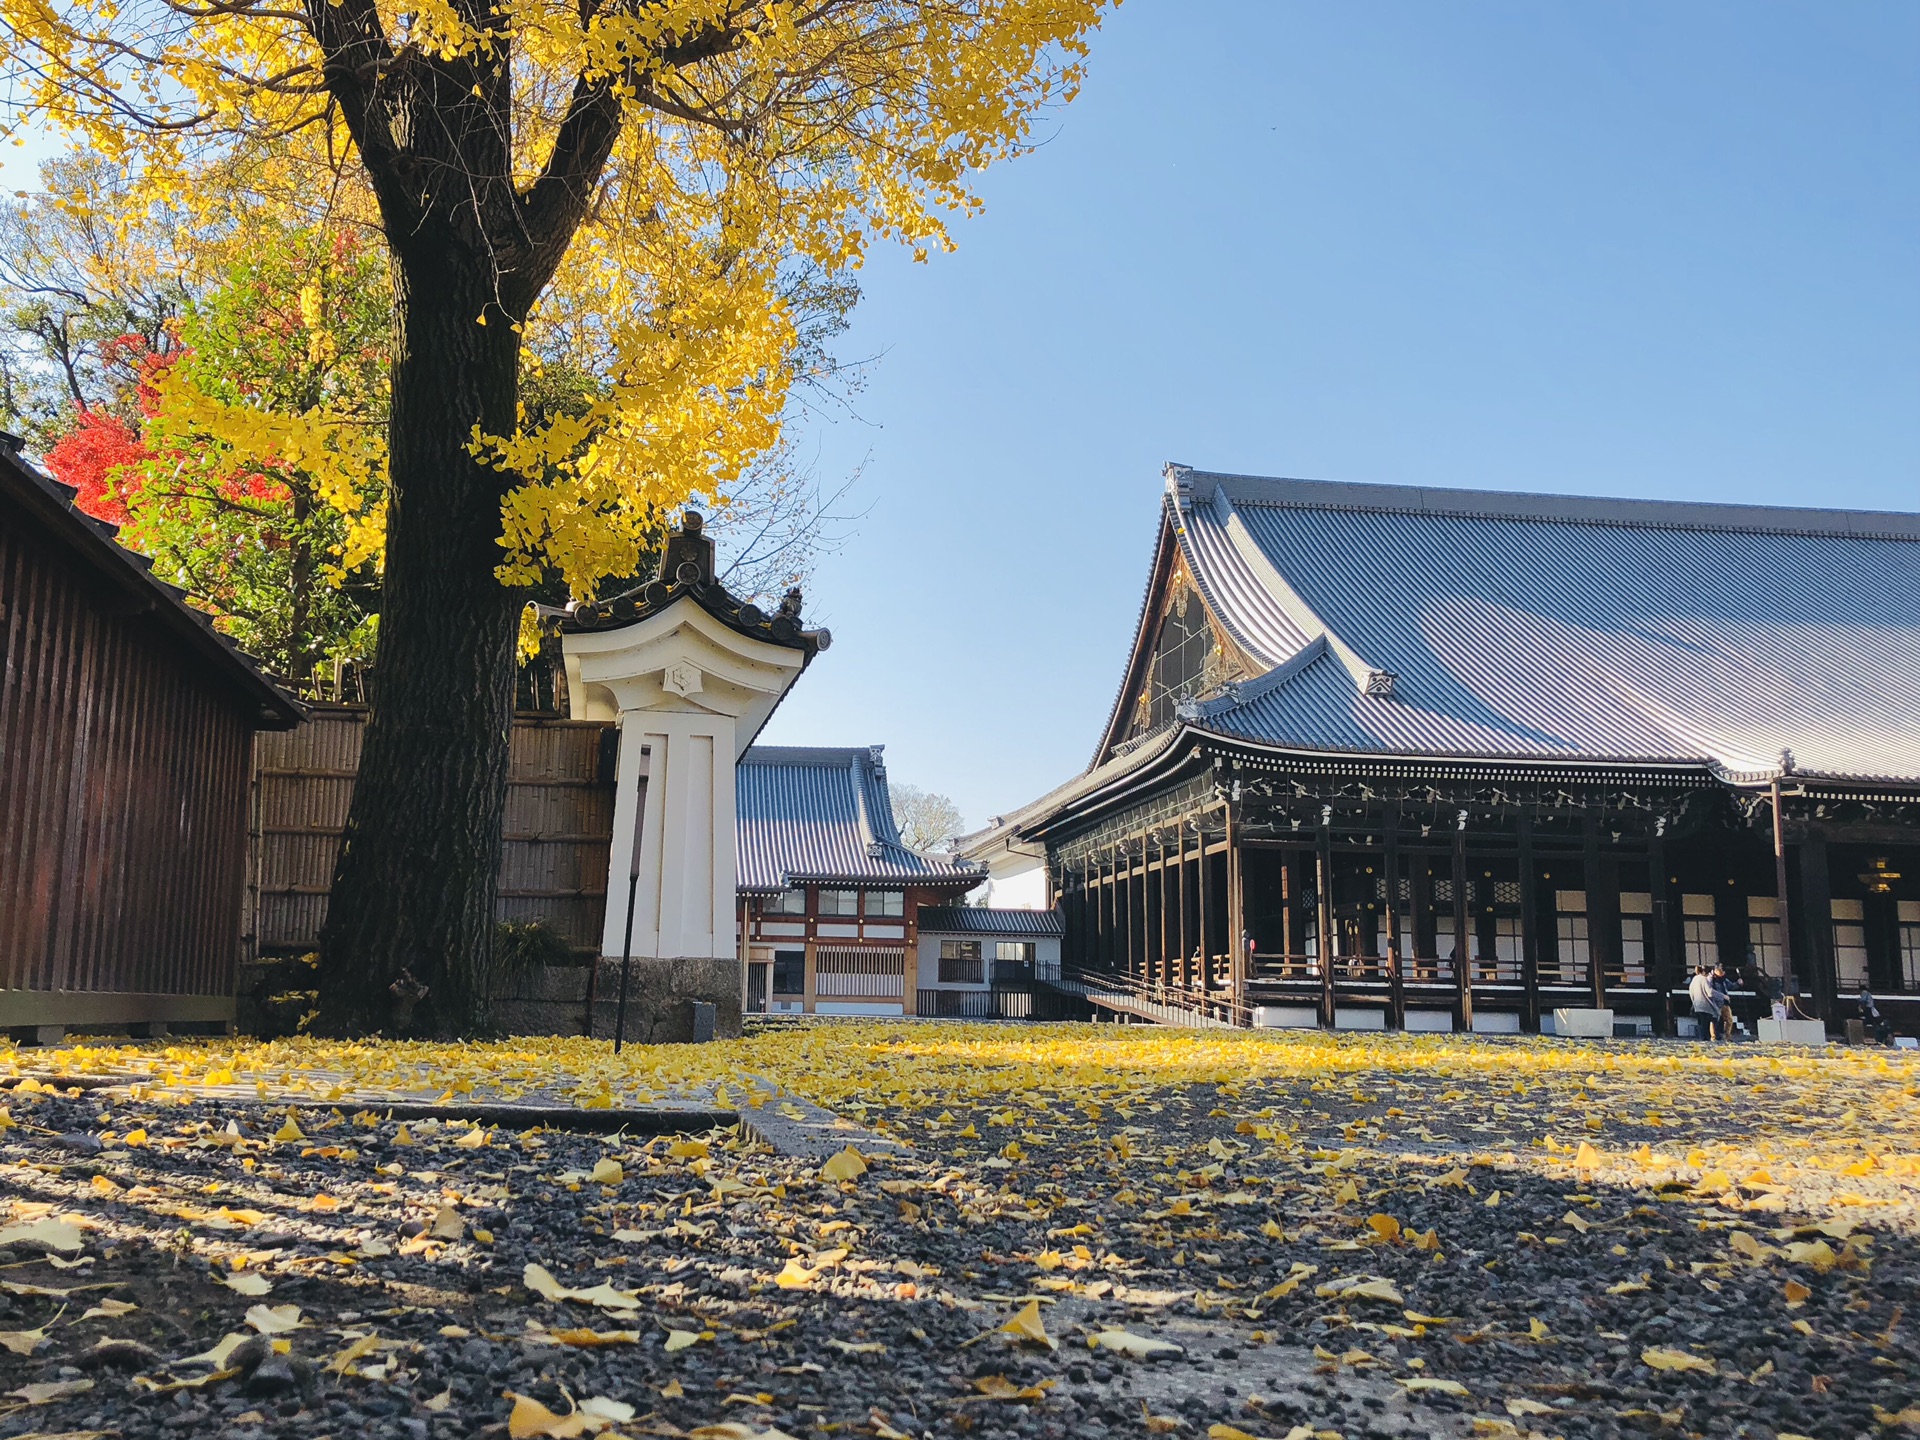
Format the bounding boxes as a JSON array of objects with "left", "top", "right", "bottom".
[{"left": 0, "top": 1027, "right": 1915, "bottom": 1440}]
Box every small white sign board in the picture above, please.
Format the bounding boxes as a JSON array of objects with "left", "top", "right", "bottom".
[
  {"left": 1551, "top": 1007, "right": 1615, "bottom": 1038},
  {"left": 1757, "top": 1018, "right": 1827, "bottom": 1045}
]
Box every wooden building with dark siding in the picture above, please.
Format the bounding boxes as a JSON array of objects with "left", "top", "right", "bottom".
[
  {"left": 965, "top": 467, "right": 1920, "bottom": 1037},
  {"left": 0, "top": 435, "right": 302, "bottom": 1037}
]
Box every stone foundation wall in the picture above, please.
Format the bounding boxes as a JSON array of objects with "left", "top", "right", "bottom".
[{"left": 492, "top": 957, "right": 742, "bottom": 1043}]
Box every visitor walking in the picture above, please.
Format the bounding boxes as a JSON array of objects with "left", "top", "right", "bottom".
[
  {"left": 1710, "top": 962, "right": 1734, "bottom": 1040},
  {"left": 1688, "top": 965, "right": 1718, "bottom": 1040}
]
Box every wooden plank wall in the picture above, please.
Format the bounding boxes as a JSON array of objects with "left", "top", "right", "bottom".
[
  {"left": 0, "top": 508, "right": 252, "bottom": 1005},
  {"left": 247, "top": 708, "right": 617, "bottom": 956}
]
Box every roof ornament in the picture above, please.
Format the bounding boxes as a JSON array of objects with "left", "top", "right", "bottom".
[
  {"left": 660, "top": 508, "right": 715, "bottom": 587},
  {"left": 1779, "top": 747, "right": 1796, "bottom": 775},
  {"left": 1363, "top": 670, "right": 1398, "bottom": 699},
  {"left": 1165, "top": 461, "right": 1196, "bottom": 511}
]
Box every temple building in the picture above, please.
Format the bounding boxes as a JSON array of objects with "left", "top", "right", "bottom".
[
  {"left": 959, "top": 466, "right": 1920, "bottom": 1036},
  {"left": 735, "top": 746, "right": 980, "bottom": 1015}
]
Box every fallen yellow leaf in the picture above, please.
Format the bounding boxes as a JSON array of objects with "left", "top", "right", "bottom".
[
  {"left": 1088, "top": 1329, "right": 1182, "bottom": 1359},
  {"left": 820, "top": 1147, "right": 867, "bottom": 1183},
  {"left": 1642, "top": 1346, "right": 1715, "bottom": 1374},
  {"left": 998, "top": 1298, "right": 1056, "bottom": 1349}
]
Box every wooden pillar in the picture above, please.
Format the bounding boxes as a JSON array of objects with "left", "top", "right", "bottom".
[
  {"left": 1797, "top": 828, "right": 1836, "bottom": 1025},
  {"left": 1197, "top": 828, "right": 1212, "bottom": 994},
  {"left": 1384, "top": 805, "right": 1405, "bottom": 1031},
  {"left": 1167, "top": 829, "right": 1182, "bottom": 998},
  {"left": 1648, "top": 829, "right": 1678, "bottom": 1035},
  {"left": 1411, "top": 852, "right": 1434, "bottom": 976},
  {"left": 1316, "top": 824, "right": 1336, "bottom": 1029},
  {"left": 1225, "top": 805, "right": 1245, "bottom": 1011},
  {"left": 1583, "top": 813, "right": 1610, "bottom": 1011},
  {"left": 1518, "top": 810, "right": 1541, "bottom": 1033},
  {"left": 1452, "top": 820, "right": 1474, "bottom": 1031},
  {"left": 1770, "top": 779, "right": 1796, "bottom": 1000}
]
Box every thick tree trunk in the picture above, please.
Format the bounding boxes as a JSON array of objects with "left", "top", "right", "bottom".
[{"left": 316, "top": 254, "right": 524, "bottom": 1035}]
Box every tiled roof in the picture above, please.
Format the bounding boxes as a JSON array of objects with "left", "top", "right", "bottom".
[
  {"left": 916, "top": 907, "right": 1063, "bottom": 937},
  {"left": 962, "top": 467, "right": 1920, "bottom": 856},
  {"left": 1165, "top": 469, "right": 1920, "bottom": 784},
  {"left": 737, "top": 746, "right": 983, "bottom": 891}
]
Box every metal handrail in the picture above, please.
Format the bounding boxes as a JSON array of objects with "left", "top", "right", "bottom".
[{"left": 1063, "top": 967, "right": 1252, "bottom": 1028}]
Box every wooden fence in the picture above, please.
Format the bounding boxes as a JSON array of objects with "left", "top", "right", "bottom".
[{"left": 246, "top": 707, "right": 618, "bottom": 957}]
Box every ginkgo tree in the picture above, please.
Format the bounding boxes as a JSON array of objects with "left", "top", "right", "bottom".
[{"left": 0, "top": 0, "right": 1112, "bottom": 1033}]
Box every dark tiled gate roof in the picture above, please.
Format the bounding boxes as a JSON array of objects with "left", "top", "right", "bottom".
[{"left": 737, "top": 746, "right": 981, "bottom": 891}]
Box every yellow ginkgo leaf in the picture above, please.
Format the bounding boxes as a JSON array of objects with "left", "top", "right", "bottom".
[
  {"left": 1783, "top": 1279, "right": 1811, "bottom": 1307},
  {"left": 329, "top": 1333, "right": 382, "bottom": 1374},
  {"left": 1333, "top": 1179, "right": 1360, "bottom": 1205},
  {"left": 392, "top": 1125, "right": 414, "bottom": 1145},
  {"left": 1089, "top": 1329, "right": 1182, "bottom": 1359},
  {"left": 272, "top": 1115, "right": 306, "bottom": 1144},
  {"left": 820, "top": 1147, "right": 867, "bottom": 1183},
  {"left": 666, "top": 1138, "right": 709, "bottom": 1160},
  {"left": 663, "top": 1328, "right": 701, "bottom": 1352},
  {"left": 453, "top": 1127, "right": 490, "bottom": 1150},
  {"left": 1317, "top": 1276, "right": 1404, "bottom": 1306},
  {"left": 1366, "top": 1213, "right": 1401, "bottom": 1242},
  {"left": 1783, "top": 1241, "right": 1837, "bottom": 1273},
  {"left": 1400, "top": 1377, "right": 1470, "bottom": 1396},
  {"left": 506, "top": 1392, "right": 590, "bottom": 1439},
  {"left": 1528, "top": 1317, "right": 1550, "bottom": 1340},
  {"left": 587, "top": 1158, "right": 623, "bottom": 1186},
  {"left": 245, "top": 1304, "right": 302, "bottom": 1335},
  {"left": 998, "top": 1299, "right": 1056, "bottom": 1350},
  {"left": 552, "top": 1328, "right": 642, "bottom": 1347},
  {"left": 1642, "top": 1347, "right": 1715, "bottom": 1374},
  {"left": 774, "top": 1258, "right": 816, "bottom": 1290},
  {"left": 429, "top": 1205, "right": 465, "bottom": 1241},
  {"left": 224, "top": 1271, "right": 272, "bottom": 1296},
  {"left": 1573, "top": 1141, "right": 1602, "bottom": 1170}
]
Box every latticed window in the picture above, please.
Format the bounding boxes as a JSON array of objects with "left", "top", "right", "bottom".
[
  {"left": 1746, "top": 896, "right": 1782, "bottom": 977},
  {"left": 863, "top": 890, "right": 904, "bottom": 917},
  {"left": 1618, "top": 892, "right": 1652, "bottom": 984},
  {"left": 766, "top": 890, "right": 805, "bottom": 915},
  {"left": 1128, "top": 563, "right": 1249, "bottom": 740},
  {"left": 939, "top": 940, "right": 983, "bottom": 984},
  {"left": 1832, "top": 899, "right": 1869, "bottom": 987},
  {"left": 1682, "top": 894, "right": 1718, "bottom": 968},
  {"left": 1899, "top": 901, "right": 1920, "bottom": 991},
  {"left": 819, "top": 889, "right": 859, "bottom": 916},
  {"left": 1553, "top": 890, "right": 1590, "bottom": 982},
  {"left": 817, "top": 947, "right": 905, "bottom": 997}
]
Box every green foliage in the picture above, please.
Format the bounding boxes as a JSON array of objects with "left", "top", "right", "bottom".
[{"left": 120, "top": 223, "right": 390, "bottom": 687}]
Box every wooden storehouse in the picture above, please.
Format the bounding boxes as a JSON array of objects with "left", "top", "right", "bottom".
[
  {"left": 0, "top": 435, "right": 302, "bottom": 1038},
  {"left": 962, "top": 467, "right": 1920, "bottom": 1036},
  {"left": 737, "top": 746, "right": 983, "bottom": 1016}
]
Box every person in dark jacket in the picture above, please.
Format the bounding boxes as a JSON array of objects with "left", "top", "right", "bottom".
[
  {"left": 1859, "top": 990, "right": 1893, "bottom": 1046},
  {"left": 1709, "top": 962, "right": 1734, "bottom": 1040}
]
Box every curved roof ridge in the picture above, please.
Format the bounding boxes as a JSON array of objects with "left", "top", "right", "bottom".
[{"left": 1182, "top": 468, "right": 1920, "bottom": 542}]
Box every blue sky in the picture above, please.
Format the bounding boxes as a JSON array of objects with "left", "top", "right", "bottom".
[
  {"left": 758, "top": 0, "right": 1920, "bottom": 832},
  {"left": 6, "top": 4, "right": 1912, "bottom": 835}
]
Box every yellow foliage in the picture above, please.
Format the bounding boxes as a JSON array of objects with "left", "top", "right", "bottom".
[{"left": 0, "top": 0, "right": 1114, "bottom": 597}]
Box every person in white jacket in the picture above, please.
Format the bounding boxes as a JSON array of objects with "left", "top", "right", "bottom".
[{"left": 1688, "top": 966, "right": 1720, "bottom": 1040}]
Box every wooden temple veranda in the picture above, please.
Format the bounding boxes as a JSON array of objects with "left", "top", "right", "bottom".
[{"left": 966, "top": 468, "right": 1920, "bottom": 1036}]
